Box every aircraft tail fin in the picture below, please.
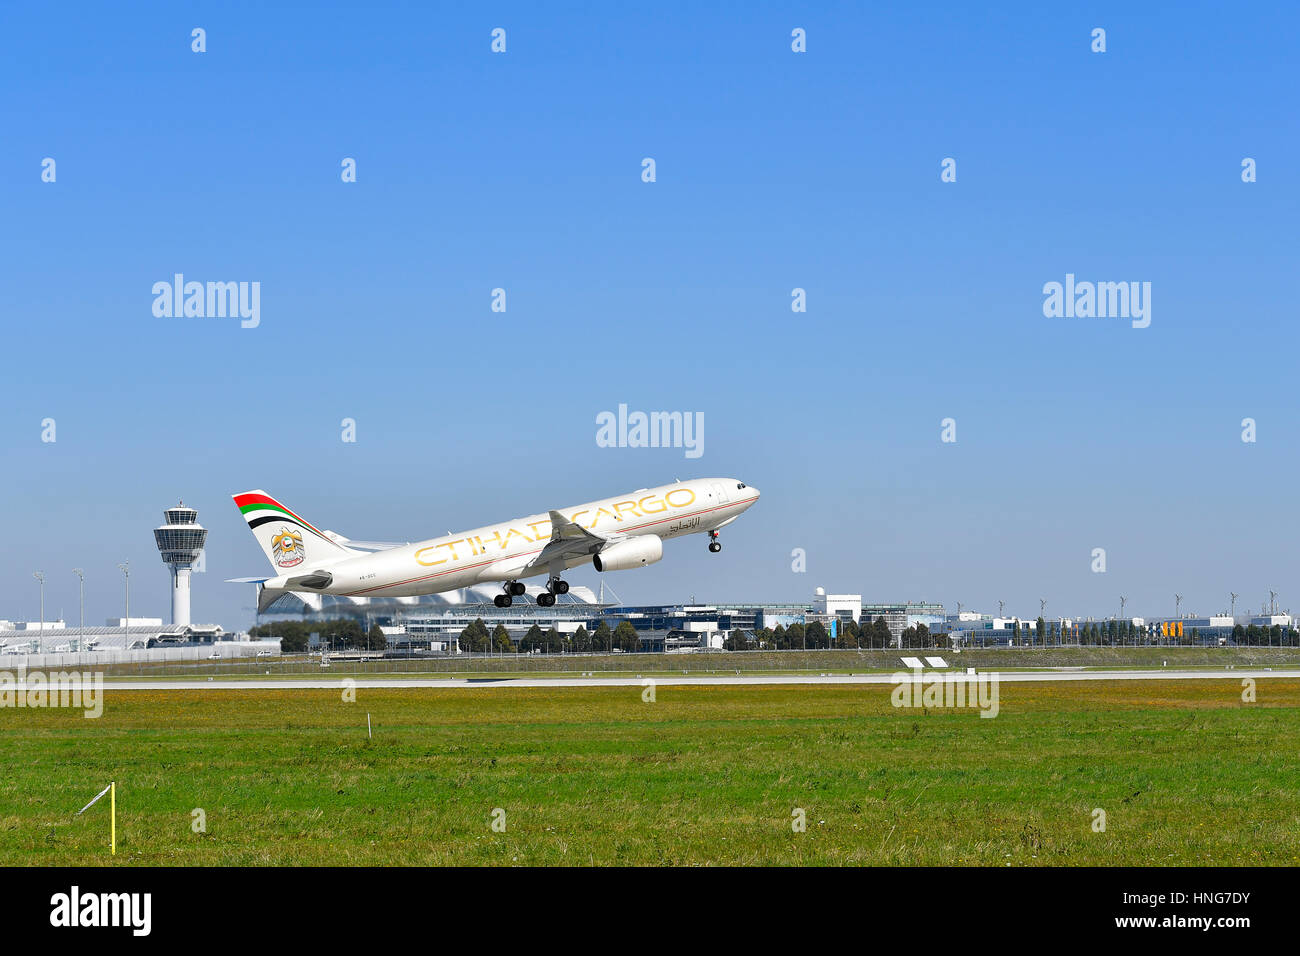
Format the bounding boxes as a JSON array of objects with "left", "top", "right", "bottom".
[{"left": 232, "top": 490, "right": 358, "bottom": 574}]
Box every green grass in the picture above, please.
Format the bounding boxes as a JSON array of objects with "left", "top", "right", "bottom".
[{"left": 2, "top": 680, "right": 1298, "bottom": 866}]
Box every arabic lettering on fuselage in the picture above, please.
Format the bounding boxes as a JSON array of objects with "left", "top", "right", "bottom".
[{"left": 413, "top": 487, "right": 699, "bottom": 567}]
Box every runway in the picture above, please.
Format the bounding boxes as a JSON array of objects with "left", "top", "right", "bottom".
[{"left": 92, "top": 668, "right": 1300, "bottom": 691}]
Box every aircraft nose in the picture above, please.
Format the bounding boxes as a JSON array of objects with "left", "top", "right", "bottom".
[{"left": 746, "top": 484, "right": 760, "bottom": 502}]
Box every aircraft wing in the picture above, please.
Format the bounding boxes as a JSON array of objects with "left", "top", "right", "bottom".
[
  {"left": 546, "top": 509, "right": 619, "bottom": 553},
  {"left": 488, "top": 512, "right": 618, "bottom": 580}
]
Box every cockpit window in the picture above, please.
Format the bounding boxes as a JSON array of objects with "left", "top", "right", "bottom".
[{"left": 737, "top": 483, "right": 745, "bottom": 488}]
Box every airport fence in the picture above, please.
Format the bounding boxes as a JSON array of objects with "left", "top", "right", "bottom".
[
  {"left": 0, "top": 642, "right": 281, "bottom": 672},
  {"left": 74, "top": 643, "right": 1300, "bottom": 678}
]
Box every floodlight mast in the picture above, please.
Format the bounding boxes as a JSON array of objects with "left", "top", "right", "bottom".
[
  {"left": 73, "top": 569, "right": 84, "bottom": 653},
  {"left": 33, "top": 571, "right": 45, "bottom": 654}
]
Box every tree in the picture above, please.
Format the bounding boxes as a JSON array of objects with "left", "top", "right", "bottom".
[
  {"left": 594, "top": 620, "right": 613, "bottom": 653},
  {"left": 870, "top": 616, "right": 892, "bottom": 649},
  {"left": 521, "top": 623, "right": 544, "bottom": 653},
  {"left": 368, "top": 624, "right": 387, "bottom": 651},
  {"left": 771, "top": 624, "right": 787, "bottom": 649},
  {"left": 571, "top": 626, "right": 590, "bottom": 653},
  {"left": 1035, "top": 616, "right": 1045, "bottom": 646},
  {"left": 805, "top": 620, "right": 829, "bottom": 649},
  {"left": 544, "top": 626, "right": 563, "bottom": 653},
  {"left": 459, "top": 618, "right": 489, "bottom": 653},
  {"left": 250, "top": 620, "right": 310, "bottom": 652},
  {"left": 613, "top": 620, "right": 640, "bottom": 652},
  {"left": 725, "top": 628, "right": 748, "bottom": 651},
  {"left": 786, "top": 623, "right": 806, "bottom": 650},
  {"left": 491, "top": 623, "right": 514, "bottom": 653}
]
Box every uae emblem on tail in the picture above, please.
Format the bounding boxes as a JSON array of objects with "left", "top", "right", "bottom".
[{"left": 270, "top": 527, "right": 304, "bottom": 568}]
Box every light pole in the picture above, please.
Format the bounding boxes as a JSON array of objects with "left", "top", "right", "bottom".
[
  {"left": 1174, "top": 594, "right": 1183, "bottom": 646},
  {"left": 1120, "top": 596, "right": 1127, "bottom": 646},
  {"left": 33, "top": 571, "right": 45, "bottom": 654},
  {"left": 117, "top": 562, "right": 130, "bottom": 647},
  {"left": 73, "top": 569, "right": 85, "bottom": 653}
]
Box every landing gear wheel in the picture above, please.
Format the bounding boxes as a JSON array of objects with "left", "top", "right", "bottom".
[
  {"left": 508, "top": 581, "right": 526, "bottom": 596},
  {"left": 493, "top": 594, "right": 513, "bottom": 608},
  {"left": 537, "top": 592, "right": 556, "bottom": 607},
  {"left": 709, "top": 541, "right": 722, "bottom": 553},
  {"left": 553, "top": 579, "right": 570, "bottom": 595}
]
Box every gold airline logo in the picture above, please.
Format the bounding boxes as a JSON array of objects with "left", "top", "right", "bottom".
[
  {"left": 413, "top": 488, "right": 697, "bottom": 567},
  {"left": 271, "top": 527, "right": 305, "bottom": 569}
]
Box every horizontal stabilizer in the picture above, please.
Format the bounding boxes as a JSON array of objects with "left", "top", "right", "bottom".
[{"left": 323, "top": 530, "right": 405, "bottom": 552}]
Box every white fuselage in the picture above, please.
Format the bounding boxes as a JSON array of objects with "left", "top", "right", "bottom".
[{"left": 270, "top": 478, "right": 759, "bottom": 598}]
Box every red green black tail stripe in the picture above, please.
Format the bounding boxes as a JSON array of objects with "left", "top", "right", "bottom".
[{"left": 232, "top": 492, "right": 328, "bottom": 539}]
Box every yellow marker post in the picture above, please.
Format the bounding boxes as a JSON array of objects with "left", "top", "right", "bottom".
[{"left": 110, "top": 781, "right": 116, "bottom": 855}]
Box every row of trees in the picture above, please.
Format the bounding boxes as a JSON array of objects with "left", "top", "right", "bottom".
[
  {"left": 249, "top": 619, "right": 385, "bottom": 653},
  {"left": 253, "top": 614, "right": 1300, "bottom": 656},
  {"left": 1233, "top": 624, "right": 1300, "bottom": 646},
  {"left": 457, "top": 618, "right": 642, "bottom": 654},
  {"left": 723, "top": 617, "right": 902, "bottom": 650}
]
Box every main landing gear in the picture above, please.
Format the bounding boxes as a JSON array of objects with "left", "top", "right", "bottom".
[
  {"left": 494, "top": 580, "right": 527, "bottom": 608},
  {"left": 536, "top": 577, "right": 569, "bottom": 608},
  {"left": 708, "top": 530, "right": 722, "bottom": 553},
  {"left": 495, "top": 578, "right": 569, "bottom": 607}
]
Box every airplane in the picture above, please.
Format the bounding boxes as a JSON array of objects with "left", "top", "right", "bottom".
[{"left": 230, "top": 478, "right": 760, "bottom": 613}]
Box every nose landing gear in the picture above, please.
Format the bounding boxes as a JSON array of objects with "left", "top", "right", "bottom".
[{"left": 708, "top": 530, "right": 721, "bottom": 553}]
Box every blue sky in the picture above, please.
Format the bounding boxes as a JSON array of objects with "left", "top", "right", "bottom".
[{"left": 2, "top": 2, "right": 1296, "bottom": 629}]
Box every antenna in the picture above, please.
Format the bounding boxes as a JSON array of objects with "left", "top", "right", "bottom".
[
  {"left": 1230, "top": 592, "right": 1238, "bottom": 618},
  {"left": 1175, "top": 594, "right": 1182, "bottom": 619},
  {"left": 1040, "top": 598, "right": 1047, "bottom": 616},
  {"left": 1270, "top": 590, "right": 1278, "bottom": 615},
  {"left": 1120, "top": 596, "right": 1127, "bottom": 619},
  {"left": 998, "top": 600, "right": 1005, "bottom": 617}
]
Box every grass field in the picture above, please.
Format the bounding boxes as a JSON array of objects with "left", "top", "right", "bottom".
[{"left": 2, "top": 679, "right": 1298, "bottom": 866}]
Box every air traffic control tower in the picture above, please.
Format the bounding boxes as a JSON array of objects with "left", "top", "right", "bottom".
[{"left": 153, "top": 502, "right": 207, "bottom": 626}]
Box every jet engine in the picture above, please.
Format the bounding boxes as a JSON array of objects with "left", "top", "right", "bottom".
[{"left": 593, "top": 535, "right": 663, "bottom": 571}]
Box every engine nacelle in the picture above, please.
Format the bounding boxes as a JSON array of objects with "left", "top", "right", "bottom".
[{"left": 593, "top": 535, "right": 663, "bottom": 572}]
